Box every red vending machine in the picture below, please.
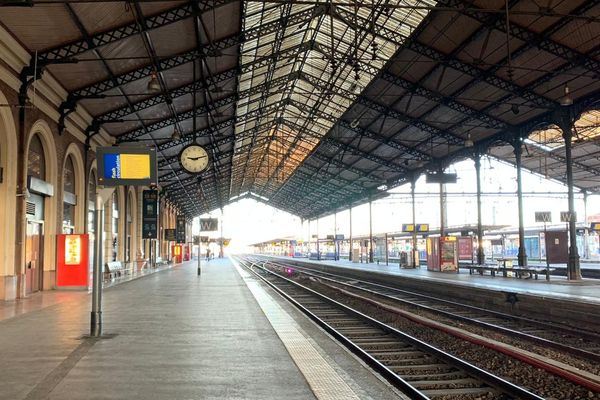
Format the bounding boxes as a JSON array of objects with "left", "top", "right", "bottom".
[
  {"left": 427, "top": 237, "right": 459, "bottom": 273},
  {"left": 171, "top": 244, "right": 183, "bottom": 264},
  {"left": 56, "top": 234, "right": 89, "bottom": 289}
]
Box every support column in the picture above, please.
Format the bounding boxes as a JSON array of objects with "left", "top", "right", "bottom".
[
  {"left": 348, "top": 206, "right": 353, "bottom": 262},
  {"left": 561, "top": 118, "right": 581, "bottom": 279},
  {"left": 475, "top": 153, "right": 485, "bottom": 265},
  {"left": 584, "top": 191, "right": 589, "bottom": 260},
  {"left": 334, "top": 211, "right": 338, "bottom": 260},
  {"left": 369, "top": 200, "right": 374, "bottom": 263},
  {"left": 439, "top": 181, "right": 446, "bottom": 237},
  {"left": 411, "top": 179, "right": 417, "bottom": 268},
  {"left": 316, "top": 218, "right": 320, "bottom": 260},
  {"left": 219, "top": 207, "right": 224, "bottom": 258},
  {"left": 513, "top": 138, "right": 528, "bottom": 267},
  {"left": 308, "top": 219, "right": 311, "bottom": 256}
]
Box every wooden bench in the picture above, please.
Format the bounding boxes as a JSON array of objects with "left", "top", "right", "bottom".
[
  {"left": 104, "top": 261, "right": 128, "bottom": 280},
  {"left": 468, "top": 265, "right": 500, "bottom": 276},
  {"left": 469, "top": 264, "right": 553, "bottom": 280}
]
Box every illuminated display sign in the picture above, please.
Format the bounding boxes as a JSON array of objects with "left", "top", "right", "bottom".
[
  {"left": 56, "top": 234, "right": 89, "bottom": 288},
  {"left": 416, "top": 224, "right": 429, "bottom": 232},
  {"left": 64, "top": 235, "right": 81, "bottom": 265},
  {"left": 402, "top": 224, "right": 415, "bottom": 232},
  {"left": 97, "top": 147, "right": 157, "bottom": 187},
  {"left": 403, "top": 224, "right": 429, "bottom": 232},
  {"left": 591, "top": 222, "right": 600, "bottom": 231}
]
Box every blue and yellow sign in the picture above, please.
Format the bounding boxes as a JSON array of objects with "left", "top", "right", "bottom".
[
  {"left": 590, "top": 222, "right": 600, "bottom": 231},
  {"left": 416, "top": 224, "right": 429, "bottom": 232},
  {"left": 97, "top": 147, "right": 157, "bottom": 187},
  {"left": 103, "top": 153, "right": 151, "bottom": 180},
  {"left": 402, "top": 224, "right": 415, "bottom": 232}
]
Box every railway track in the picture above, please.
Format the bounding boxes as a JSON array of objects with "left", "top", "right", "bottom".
[
  {"left": 236, "top": 256, "right": 542, "bottom": 400},
  {"left": 258, "top": 258, "right": 600, "bottom": 364}
]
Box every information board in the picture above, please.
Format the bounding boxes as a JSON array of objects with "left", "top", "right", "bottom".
[
  {"left": 142, "top": 190, "right": 158, "bottom": 239},
  {"left": 97, "top": 147, "right": 157, "bottom": 187},
  {"left": 591, "top": 222, "right": 600, "bottom": 231},
  {"left": 560, "top": 211, "right": 576, "bottom": 222},
  {"left": 164, "top": 229, "right": 176, "bottom": 241},
  {"left": 402, "top": 224, "right": 415, "bottom": 232},
  {"left": 176, "top": 215, "right": 186, "bottom": 244},
  {"left": 56, "top": 234, "right": 89, "bottom": 288}
]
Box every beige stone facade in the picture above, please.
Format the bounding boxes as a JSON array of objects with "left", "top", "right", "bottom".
[{"left": 0, "top": 25, "right": 188, "bottom": 301}]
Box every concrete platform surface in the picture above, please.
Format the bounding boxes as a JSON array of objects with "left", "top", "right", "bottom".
[
  {"left": 267, "top": 256, "right": 600, "bottom": 304},
  {"left": 0, "top": 258, "right": 402, "bottom": 400}
]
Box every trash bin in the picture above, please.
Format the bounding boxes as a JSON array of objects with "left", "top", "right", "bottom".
[{"left": 400, "top": 251, "right": 408, "bottom": 268}]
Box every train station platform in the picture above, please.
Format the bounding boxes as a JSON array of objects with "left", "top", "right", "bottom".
[
  {"left": 0, "top": 258, "right": 401, "bottom": 400},
  {"left": 266, "top": 256, "right": 600, "bottom": 305}
]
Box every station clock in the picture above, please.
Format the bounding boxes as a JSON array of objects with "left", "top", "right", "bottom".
[{"left": 179, "top": 144, "right": 209, "bottom": 174}]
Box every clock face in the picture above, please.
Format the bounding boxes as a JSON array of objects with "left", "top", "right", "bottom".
[{"left": 179, "top": 145, "right": 209, "bottom": 174}]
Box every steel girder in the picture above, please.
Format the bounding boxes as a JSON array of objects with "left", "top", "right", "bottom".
[
  {"left": 439, "top": 0, "right": 600, "bottom": 79},
  {"left": 67, "top": 6, "right": 320, "bottom": 99},
  {"left": 103, "top": 40, "right": 313, "bottom": 125},
  {"left": 37, "top": 1, "right": 238, "bottom": 62},
  {"left": 98, "top": 68, "right": 238, "bottom": 122},
  {"left": 335, "top": 5, "right": 555, "bottom": 110}
]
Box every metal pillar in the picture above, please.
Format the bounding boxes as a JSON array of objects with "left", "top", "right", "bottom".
[
  {"left": 369, "top": 200, "right": 374, "bottom": 263},
  {"left": 334, "top": 211, "right": 338, "bottom": 260},
  {"left": 561, "top": 119, "right": 581, "bottom": 279},
  {"left": 90, "top": 196, "right": 104, "bottom": 337},
  {"left": 316, "top": 218, "right": 320, "bottom": 260},
  {"left": 439, "top": 181, "right": 446, "bottom": 237},
  {"left": 384, "top": 232, "right": 388, "bottom": 266},
  {"left": 411, "top": 179, "right": 417, "bottom": 268},
  {"left": 219, "top": 208, "right": 224, "bottom": 258},
  {"left": 513, "top": 138, "right": 528, "bottom": 267},
  {"left": 584, "top": 191, "right": 589, "bottom": 260},
  {"left": 474, "top": 154, "right": 485, "bottom": 265},
  {"left": 348, "top": 207, "right": 353, "bottom": 262}
]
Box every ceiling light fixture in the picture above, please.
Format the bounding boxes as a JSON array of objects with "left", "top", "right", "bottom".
[
  {"left": 511, "top": 104, "right": 520, "bottom": 115},
  {"left": 464, "top": 133, "right": 474, "bottom": 148},
  {"left": 560, "top": 84, "right": 573, "bottom": 106},
  {"left": 171, "top": 127, "right": 182, "bottom": 141},
  {"left": 147, "top": 71, "right": 161, "bottom": 94}
]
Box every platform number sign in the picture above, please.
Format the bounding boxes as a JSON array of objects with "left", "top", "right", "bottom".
[
  {"left": 199, "top": 218, "right": 218, "bottom": 232},
  {"left": 534, "top": 212, "right": 552, "bottom": 223},
  {"left": 560, "top": 211, "right": 576, "bottom": 222}
]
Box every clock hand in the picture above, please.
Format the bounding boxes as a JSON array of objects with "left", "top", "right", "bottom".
[{"left": 187, "top": 156, "right": 207, "bottom": 161}]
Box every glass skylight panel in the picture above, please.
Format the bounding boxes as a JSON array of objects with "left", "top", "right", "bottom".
[{"left": 232, "top": 0, "right": 435, "bottom": 196}]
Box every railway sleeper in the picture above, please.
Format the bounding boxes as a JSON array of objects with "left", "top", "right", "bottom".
[
  {"left": 409, "top": 377, "right": 485, "bottom": 389},
  {"left": 388, "top": 363, "right": 454, "bottom": 373},
  {"left": 421, "top": 387, "right": 498, "bottom": 397},
  {"left": 369, "top": 350, "right": 430, "bottom": 358},
  {"left": 403, "top": 371, "right": 470, "bottom": 381}
]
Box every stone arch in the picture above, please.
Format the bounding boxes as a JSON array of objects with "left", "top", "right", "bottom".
[
  {"left": 0, "top": 89, "right": 18, "bottom": 299},
  {"left": 26, "top": 119, "right": 59, "bottom": 289},
  {"left": 62, "top": 143, "right": 86, "bottom": 233}
]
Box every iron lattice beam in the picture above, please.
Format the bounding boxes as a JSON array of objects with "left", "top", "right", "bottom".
[{"left": 37, "top": 1, "right": 238, "bottom": 62}]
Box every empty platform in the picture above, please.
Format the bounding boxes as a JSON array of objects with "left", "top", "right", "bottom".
[{"left": 0, "top": 258, "right": 402, "bottom": 400}]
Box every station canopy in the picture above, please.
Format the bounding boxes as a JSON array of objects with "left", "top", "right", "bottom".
[{"left": 2, "top": 0, "right": 600, "bottom": 218}]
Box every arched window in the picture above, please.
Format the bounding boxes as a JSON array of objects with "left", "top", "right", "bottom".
[
  {"left": 112, "top": 190, "right": 119, "bottom": 261},
  {"left": 62, "top": 155, "right": 76, "bottom": 233},
  {"left": 28, "top": 134, "right": 45, "bottom": 180}
]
